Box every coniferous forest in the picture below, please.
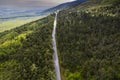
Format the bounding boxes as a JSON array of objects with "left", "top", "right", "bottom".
[
  {"left": 0, "top": 0, "right": 120, "bottom": 80},
  {"left": 0, "top": 16, "right": 56, "bottom": 80}
]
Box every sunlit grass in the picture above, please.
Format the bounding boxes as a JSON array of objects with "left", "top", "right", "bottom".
[{"left": 0, "top": 16, "right": 46, "bottom": 32}]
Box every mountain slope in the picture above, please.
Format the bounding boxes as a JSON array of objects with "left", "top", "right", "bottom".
[
  {"left": 0, "top": 16, "right": 55, "bottom": 80},
  {"left": 0, "top": 0, "right": 120, "bottom": 80},
  {"left": 56, "top": 0, "right": 120, "bottom": 80},
  {"left": 42, "top": 0, "right": 86, "bottom": 14}
]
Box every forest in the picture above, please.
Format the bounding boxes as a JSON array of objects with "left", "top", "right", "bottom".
[
  {"left": 57, "top": 0, "right": 120, "bottom": 80},
  {"left": 0, "top": 15, "right": 56, "bottom": 80},
  {"left": 0, "top": 0, "right": 120, "bottom": 80}
]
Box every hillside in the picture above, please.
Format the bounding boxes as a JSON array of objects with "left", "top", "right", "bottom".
[
  {"left": 42, "top": 0, "right": 86, "bottom": 14},
  {"left": 57, "top": 0, "right": 120, "bottom": 80},
  {"left": 0, "top": 0, "right": 120, "bottom": 80},
  {"left": 0, "top": 15, "right": 56, "bottom": 80}
]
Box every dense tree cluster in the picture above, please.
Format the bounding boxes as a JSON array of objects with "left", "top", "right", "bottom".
[
  {"left": 0, "top": 0, "right": 120, "bottom": 80},
  {"left": 0, "top": 16, "right": 56, "bottom": 80},
  {"left": 86, "top": 4, "right": 120, "bottom": 17},
  {"left": 57, "top": 3, "right": 120, "bottom": 80},
  {"left": 101, "top": 0, "right": 120, "bottom": 5}
]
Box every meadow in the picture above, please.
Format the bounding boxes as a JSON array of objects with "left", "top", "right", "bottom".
[{"left": 0, "top": 16, "right": 46, "bottom": 33}]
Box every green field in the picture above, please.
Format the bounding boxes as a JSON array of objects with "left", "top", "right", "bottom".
[{"left": 0, "top": 16, "right": 46, "bottom": 33}]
